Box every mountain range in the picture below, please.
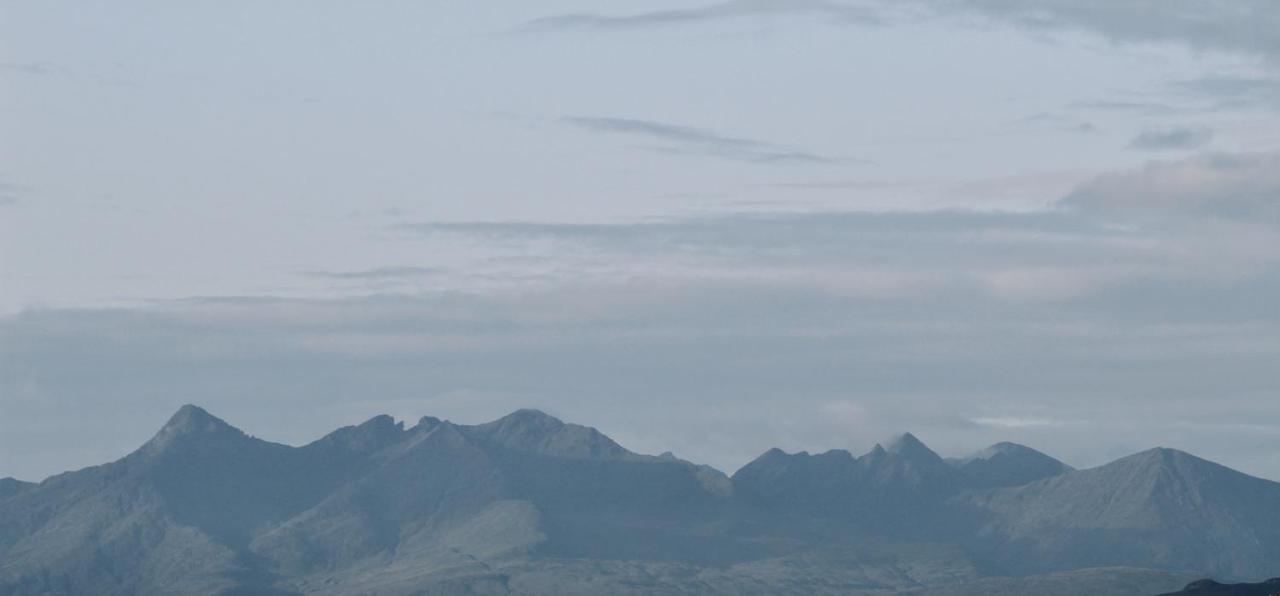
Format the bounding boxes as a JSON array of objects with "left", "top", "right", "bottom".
[{"left": 1, "top": 405, "right": 1276, "bottom": 595}]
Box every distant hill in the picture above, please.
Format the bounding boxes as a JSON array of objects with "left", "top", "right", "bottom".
[
  {"left": 951, "top": 441, "right": 1073, "bottom": 489},
  {"left": 1, "top": 405, "right": 1277, "bottom": 595},
  {"left": 1158, "top": 577, "right": 1280, "bottom": 595},
  {"left": 963, "top": 447, "right": 1280, "bottom": 579}
]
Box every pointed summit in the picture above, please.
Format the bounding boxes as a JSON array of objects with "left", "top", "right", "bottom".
[
  {"left": 154, "top": 404, "right": 241, "bottom": 438},
  {"left": 162, "top": 404, "right": 232, "bottom": 432},
  {"left": 1105, "top": 446, "right": 1211, "bottom": 479},
  {"left": 886, "top": 432, "right": 943, "bottom": 462},
  {"left": 141, "top": 404, "right": 245, "bottom": 455},
  {"left": 863, "top": 433, "right": 963, "bottom": 498}
]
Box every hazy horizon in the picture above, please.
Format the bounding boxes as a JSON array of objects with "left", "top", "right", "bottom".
[{"left": 13, "top": 401, "right": 1279, "bottom": 485}]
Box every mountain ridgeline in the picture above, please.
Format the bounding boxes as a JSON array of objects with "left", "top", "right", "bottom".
[{"left": 1, "top": 406, "right": 1276, "bottom": 595}]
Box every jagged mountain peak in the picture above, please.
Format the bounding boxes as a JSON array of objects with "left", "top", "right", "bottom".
[
  {"left": 162, "top": 404, "right": 234, "bottom": 433},
  {"left": 344, "top": 414, "right": 403, "bottom": 438},
  {"left": 141, "top": 404, "right": 245, "bottom": 454},
  {"left": 360, "top": 413, "right": 399, "bottom": 428},
  {"left": 880, "top": 433, "right": 955, "bottom": 472},
  {"left": 308, "top": 413, "right": 406, "bottom": 454},
  {"left": 885, "top": 432, "right": 941, "bottom": 460}
]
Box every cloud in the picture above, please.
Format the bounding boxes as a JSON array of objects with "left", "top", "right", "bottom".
[
  {"left": 562, "top": 116, "right": 844, "bottom": 165},
  {"left": 522, "top": 0, "right": 884, "bottom": 32},
  {"left": 1068, "top": 100, "right": 1183, "bottom": 115},
  {"left": 0, "top": 180, "right": 28, "bottom": 207},
  {"left": 970, "top": 416, "right": 1065, "bottom": 429},
  {"left": 1128, "top": 126, "right": 1213, "bottom": 151},
  {"left": 925, "top": 0, "right": 1280, "bottom": 62},
  {"left": 0, "top": 61, "right": 57, "bottom": 76},
  {"left": 526, "top": 1, "right": 1280, "bottom": 61},
  {"left": 303, "top": 266, "right": 440, "bottom": 281},
  {"left": 1060, "top": 151, "right": 1280, "bottom": 224},
  {"left": 1173, "top": 75, "right": 1280, "bottom": 111}
]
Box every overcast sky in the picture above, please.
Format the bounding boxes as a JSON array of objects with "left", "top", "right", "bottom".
[{"left": 3, "top": 1, "right": 1279, "bottom": 482}]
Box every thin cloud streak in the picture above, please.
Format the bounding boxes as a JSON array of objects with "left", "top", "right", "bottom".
[
  {"left": 1128, "top": 127, "right": 1213, "bottom": 151},
  {"left": 521, "top": 0, "right": 885, "bottom": 32},
  {"left": 302, "top": 266, "right": 440, "bottom": 281},
  {"left": 526, "top": 0, "right": 1280, "bottom": 62},
  {"left": 0, "top": 61, "right": 58, "bottom": 76},
  {"left": 563, "top": 116, "right": 846, "bottom": 165}
]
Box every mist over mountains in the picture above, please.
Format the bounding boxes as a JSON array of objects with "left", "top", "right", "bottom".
[{"left": 1, "top": 406, "right": 1276, "bottom": 595}]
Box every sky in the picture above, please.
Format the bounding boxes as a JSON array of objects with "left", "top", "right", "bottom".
[{"left": 2, "top": 0, "right": 1279, "bottom": 482}]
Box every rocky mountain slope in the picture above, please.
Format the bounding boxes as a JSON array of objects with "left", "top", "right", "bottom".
[{"left": 963, "top": 447, "right": 1280, "bottom": 579}]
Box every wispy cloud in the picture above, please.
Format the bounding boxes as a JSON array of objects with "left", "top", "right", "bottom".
[
  {"left": 1064, "top": 99, "right": 1182, "bottom": 113},
  {"left": 970, "top": 416, "right": 1065, "bottom": 429},
  {"left": 919, "top": 0, "right": 1280, "bottom": 63},
  {"left": 522, "top": 0, "right": 884, "bottom": 32},
  {"left": 1173, "top": 75, "right": 1280, "bottom": 112},
  {"left": 303, "top": 266, "right": 440, "bottom": 281},
  {"left": 1061, "top": 151, "right": 1280, "bottom": 224},
  {"left": 563, "top": 116, "right": 844, "bottom": 165},
  {"left": 525, "top": 1, "right": 1280, "bottom": 62},
  {"left": 397, "top": 150, "right": 1280, "bottom": 306},
  {"left": 1128, "top": 126, "right": 1213, "bottom": 151},
  {"left": 0, "top": 180, "right": 29, "bottom": 207},
  {"left": 0, "top": 61, "right": 58, "bottom": 76}
]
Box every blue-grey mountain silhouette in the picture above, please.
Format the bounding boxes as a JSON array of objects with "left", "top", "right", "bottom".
[
  {"left": 1158, "top": 577, "right": 1280, "bottom": 595},
  {"left": 0, "top": 406, "right": 1275, "bottom": 595},
  {"left": 951, "top": 441, "right": 1074, "bottom": 489},
  {"left": 0, "top": 479, "right": 31, "bottom": 502}
]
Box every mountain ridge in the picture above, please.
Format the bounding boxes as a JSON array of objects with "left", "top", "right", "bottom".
[{"left": 1, "top": 405, "right": 1276, "bottom": 596}]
